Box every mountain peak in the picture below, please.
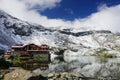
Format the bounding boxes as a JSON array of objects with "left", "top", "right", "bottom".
[{"left": 0, "top": 10, "right": 120, "bottom": 58}]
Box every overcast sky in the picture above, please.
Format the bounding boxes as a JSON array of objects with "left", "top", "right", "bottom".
[{"left": 0, "top": 0, "right": 120, "bottom": 32}]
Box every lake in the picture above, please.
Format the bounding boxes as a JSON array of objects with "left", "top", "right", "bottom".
[{"left": 48, "top": 53, "right": 120, "bottom": 79}]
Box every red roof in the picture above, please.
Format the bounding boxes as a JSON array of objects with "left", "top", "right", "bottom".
[
  {"left": 20, "top": 52, "right": 29, "bottom": 55},
  {"left": 12, "top": 43, "right": 49, "bottom": 49}
]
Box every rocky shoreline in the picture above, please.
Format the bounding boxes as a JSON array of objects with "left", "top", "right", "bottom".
[{"left": 3, "top": 69, "right": 97, "bottom": 80}]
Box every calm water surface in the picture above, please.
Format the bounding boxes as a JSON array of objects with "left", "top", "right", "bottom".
[{"left": 48, "top": 53, "right": 120, "bottom": 78}]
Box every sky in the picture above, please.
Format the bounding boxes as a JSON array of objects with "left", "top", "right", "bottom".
[
  {"left": 41, "top": 0, "right": 120, "bottom": 20},
  {"left": 0, "top": 0, "right": 120, "bottom": 32}
]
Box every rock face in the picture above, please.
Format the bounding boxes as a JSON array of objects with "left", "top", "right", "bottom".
[
  {"left": 0, "top": 10, "right": 46, "bottom": 49},
  {"left": 0, "top": 10, "right": 120, "bottom": 57}
]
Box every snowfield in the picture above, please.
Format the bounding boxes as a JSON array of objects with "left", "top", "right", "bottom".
[{"left": 0, "top": 10, "right": 120, "bottom": 57}]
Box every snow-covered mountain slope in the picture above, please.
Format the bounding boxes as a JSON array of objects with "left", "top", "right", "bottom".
[
  {"left": 0, "top": 10, "right": 120, "bottom": 56},
  {"left": 0, "top": 10, "right": 51, "bottom": 49}
]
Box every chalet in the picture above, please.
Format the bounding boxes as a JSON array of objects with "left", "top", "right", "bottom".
[{"left": 11, "top": 43, "right": 50, "bottom": 70}]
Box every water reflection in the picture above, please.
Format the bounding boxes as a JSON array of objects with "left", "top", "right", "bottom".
[
  {"left": 49, "top": 54, "right": 120, "bottom": 79},
  {"left": 21, "top": 53, "right": 120, "bottom": 79},
  {"left": 33, "top": 53, "right": 120, "bottom": 72}
]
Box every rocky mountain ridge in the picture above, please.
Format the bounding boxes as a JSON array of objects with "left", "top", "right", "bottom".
[{"left": 0, "top": 10, "right": 120, "bottom": 56}]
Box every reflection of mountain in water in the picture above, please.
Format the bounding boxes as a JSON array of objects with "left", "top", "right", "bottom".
[{"left": 49, "top": 54, "right": 120, "bottom": 79}]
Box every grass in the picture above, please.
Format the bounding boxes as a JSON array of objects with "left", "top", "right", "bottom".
[
  {"left": 98, "top": 53, "right": 116, "bottom": 58},
  {"left": 96, "top": 48, "right": 116, "bottom": 58},
  {"left": 33, "top": 55, "right": 49, "bottom": 61},
  {"left": 11, "top": 59, "right": 23, "bottom": 67}
]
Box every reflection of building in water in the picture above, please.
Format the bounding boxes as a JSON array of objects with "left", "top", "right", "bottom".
[{"left": 11, "top": 43, "right": 50, "bottom": 70}]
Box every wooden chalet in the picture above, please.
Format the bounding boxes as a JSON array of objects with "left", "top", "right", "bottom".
[{"left": 11, "top": 43, "right": 50, "bottom": 70}]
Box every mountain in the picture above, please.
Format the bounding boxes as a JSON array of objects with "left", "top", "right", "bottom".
[
  {"left": 0, "top": 10, "right": 50, "bottom": 49},
  {"left": 0, "top": 10, "right": 120, "bottom": 56}
]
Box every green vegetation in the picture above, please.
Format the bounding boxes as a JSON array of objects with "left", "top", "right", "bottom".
[
  {"left": 98, "top": 53, "right": 116, "bottom": 58},
  {"left": 0, "top": 50, "right": 11, "bottom": 69},
  {"left": 96, "top": 48, "right": 116, "bottom": 58},
  {"left": 33, "top": 55, "right": 49, "bottom": 61},
  {"left": 0, "top": 49, "right": 5, "bottom": 54},
  {"left": 11, "top": 59, "right": 23, "bottom": 67},
  {"left": 0, "top": 59, "right": 12, "bottom": 69},
  {"left": 19, "top": 56, "right": 31, "bottom": 60},
  {"left": 0, "top": 59, "right": 23, "bottom": 68}
]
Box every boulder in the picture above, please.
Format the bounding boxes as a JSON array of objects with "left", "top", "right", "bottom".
[{"left": 4, "top": 69, "right": 32, "bottom": 80}]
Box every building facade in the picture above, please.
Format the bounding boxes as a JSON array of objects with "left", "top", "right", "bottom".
[{"left": 11, "top": 43, "right": 50, "bottom": 70}]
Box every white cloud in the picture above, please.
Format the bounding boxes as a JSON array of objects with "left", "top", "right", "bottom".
[
  {"left": 0, "top": 0, "right": 120, "bottom": 32},
  {"left": 21, "top": 0, "right": 61, "bottom": 10}
]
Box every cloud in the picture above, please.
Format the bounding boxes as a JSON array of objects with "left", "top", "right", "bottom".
[
  {"left": 21, "top": 0, "right": 61, "bottom": 10},
  {"left": 0, "top": 0, "right": 120, "bottom": 32}
]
